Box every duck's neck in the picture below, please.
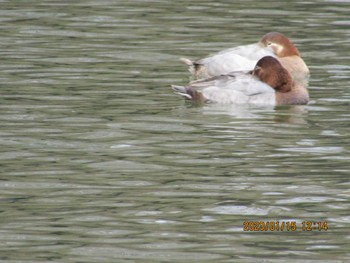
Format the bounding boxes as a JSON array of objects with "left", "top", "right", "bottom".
[
  {"left": 276, "top": 83, "right": 309, "bottom": 105},
  {"left": 278, "top": 56, "right": 310, "bottom": 83}
]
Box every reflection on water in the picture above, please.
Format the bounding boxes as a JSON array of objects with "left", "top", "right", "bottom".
[{"left": 0, "top": 0, "right": 350, "bottom": 262}]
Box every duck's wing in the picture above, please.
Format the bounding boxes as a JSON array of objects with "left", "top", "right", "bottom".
[
  {"left": 190, "top": 72, "right": 273, "bottom": 94},
  {"left": 215, "top": 43, "right": 266, "bottom": 58},
  {"left": 205, "top": 75, "right": 276, "bottom": 104},
  {"left": 193, "top": 43, "right": 275, "bottom": 77},
  {"left": 172, "top": 71, "right": 276, "bottom": 105}
]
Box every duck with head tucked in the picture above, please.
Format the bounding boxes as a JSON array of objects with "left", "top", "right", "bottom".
[
  {"left": 172, "top": 56, "right": 309, "bottom": 106},
  {"left": 181, "top": 32, "right": 310, "bottom": 85}
]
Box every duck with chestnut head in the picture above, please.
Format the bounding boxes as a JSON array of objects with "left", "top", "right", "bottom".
[
  {"left": 173, "top": 56, "right": 309, "bottom": 106},
  {"left": 181, "top": 32, "right": 309, "bottom": 85}
]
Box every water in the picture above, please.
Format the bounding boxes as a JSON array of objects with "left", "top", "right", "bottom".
[{"left": 0, "top": 0, "right": 349, "bottom": 262}]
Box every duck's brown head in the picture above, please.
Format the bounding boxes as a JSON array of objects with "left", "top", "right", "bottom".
[
  {"left": 260, "top": 32, "right": 300, "bottom": 57},
  {"left": 253, "top": 56, "right": 293, "bottom": 93}
]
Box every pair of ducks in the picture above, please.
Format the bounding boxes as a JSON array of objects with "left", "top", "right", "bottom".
[{"left": 172, "top": 32, "right": 310, "bottom": 106}]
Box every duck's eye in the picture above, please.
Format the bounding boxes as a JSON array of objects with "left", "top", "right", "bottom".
[{"left": 267, "top": 42, "right": 272, "bottom": 46}]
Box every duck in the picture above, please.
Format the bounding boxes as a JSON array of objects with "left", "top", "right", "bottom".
[
  {"left": 181, "top": 32, "right": 310, "bottom": 84},
  {"left": 172, "top": 56, "right": 309, "bottom": 106}
]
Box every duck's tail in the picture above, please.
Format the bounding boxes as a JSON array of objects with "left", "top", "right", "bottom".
[
  {"left": 180, "top": 58, "right": 197, "bottom": 77},
  {"left": 171, "top": 85, "right": 206, "bottom": 103},
  {"left": 179, "top": 57, "right": 193, "bottom": 66}
]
